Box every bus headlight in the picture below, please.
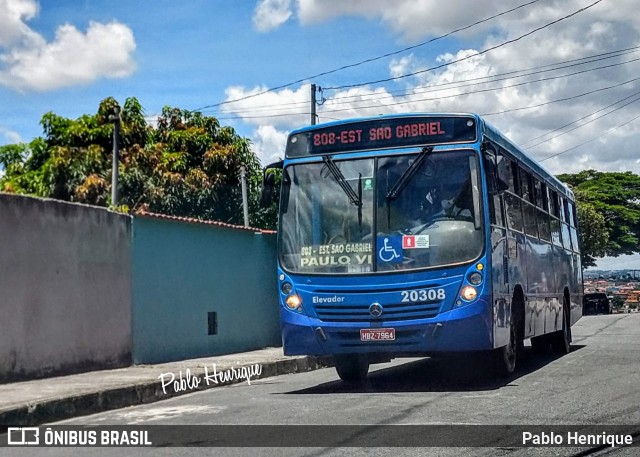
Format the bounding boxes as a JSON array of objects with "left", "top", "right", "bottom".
[
  {"left": 460, "top": 286, "right": 478, "bottom": 301},
  {"left": 467, "top": 272, "right": 483, "bottom": 285},
  {"left": 285, "top": 294, "right": 303, "bottom": 310},
  {"left": 281, "top": 282, "right": 293, "bottom": 294}
]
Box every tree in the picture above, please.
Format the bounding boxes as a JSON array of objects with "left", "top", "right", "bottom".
[
  {"left": 612, "top": 296, "right": 625, "bottom": 309},
  {"left": 574, "top": 199, "right": 609, "bottom": 267},
  {"left": 0, "top": 97, "right": 276, "bottom": 229},
  {"left": 557, "top": 170, "right": 640, "bottom": 266}
]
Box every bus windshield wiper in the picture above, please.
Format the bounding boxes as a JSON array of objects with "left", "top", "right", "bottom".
[
  {"left": 322, "top": 155, "right": 361, "bottom": 208},
  {"left": 322, "top": 156, "right": 363, "bottom": 228},
  {"left": 386, "top": 146, "right": 434, "bottom": 200}
]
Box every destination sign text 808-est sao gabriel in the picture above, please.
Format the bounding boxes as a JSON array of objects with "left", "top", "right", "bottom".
[{"left": 286, "top": 116, "right": 477, "bottom": 157}]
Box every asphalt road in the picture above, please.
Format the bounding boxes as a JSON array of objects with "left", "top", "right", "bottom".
[{"left": 4, "top": 313, "right": 640, "bottom": 456}]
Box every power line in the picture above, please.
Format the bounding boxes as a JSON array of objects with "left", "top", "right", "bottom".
[
  {"left": 524, "top": 91, "right": 640, "bottom": 149},
  {"left": 324, "top": 47, "right": 640, "bottom": 107},
  {"left": 205, "top": 45, "right": 640, "bottom": 117},
  {"left": 215, "top": 74, "right": 640, "bottom": 122},
  {"left": 323, "top": 0, "right": 603, "bottom": 91},
  {"left": 189, "top": 0, "right": 545, "bottom": 112},
  {"left": 481, "top": 76, "right": 640, "bottom": 116},
  {"left": 538, "top": 111, "right": 640, "bottom": 162},
  {"left": 316, "top": 58, "right": 640, "bottom": 116},
  {"left": 210, "top": 0, "right": 609, "bottom": 121},
  {"left": 522, "top": 89, "right": 640, "bottom": 146}
]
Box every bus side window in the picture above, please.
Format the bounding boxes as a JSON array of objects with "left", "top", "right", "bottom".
[
  {"left": 486, "top": 148, "right": 504, "bottom": 227},
  {"left": 560, "top": 197, "right": 573, "bottom": 251},
  {"left": 551, "top": 217, "right": 562, "bottom": 247},
  {"left": 499, "top": 158, "right": 522, "bottom": 232},
  {"left": 570, "top": 201, "right": 579, "bottom": 227},
  {"left": 520, "top": 168, "right": 532, "bottom": 202},
  {"left": 562, "top": 197, "right": 571, "bottom": 224},
  {"left": 536, "top": 183, "right": 550, "bottom": 242},
  {"left": 538, "top": 209, "right": 551, "bottom": 242},
  {"left": 549, "top": 189, "right": 562, "bottom": 247},
  {"left": 523, "top": 201, "right": 538, "bottom": 237},
  {"left": 541, "top": 184, "right": 549, "bottom": 212},
  {"left": 534, "top": 179, "right": 544, "bottom": 208},
  {"left": 504, "top": 193, "right": 523, "bottom": 232},
  {"left": 498, "top": 155, "right": 520, "bottom": 195},
  {"left": 497, "top": 153, "right": 515, "bottom": 193},
  {"left": 568, "top": 201, "right": 580, "bottom": 253},
  {"left": 549, "top": 190, "right": 560, "bottom": 219},
  {"left": 518, "top": 169, "right": 536, "bottom": 236},
  {"left": 489, "top": 192, "right": 504, "bottom": 227}
]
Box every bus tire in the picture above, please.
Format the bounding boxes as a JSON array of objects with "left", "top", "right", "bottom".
[
  {"left": 493, "top": 311, "right": 518, "bottom": 376},
  {"left": 551, "top": 296, "right": 571, "bottom": 355},
  {"left": 334, "top": 354, "right": 369, "bottom": 383}
]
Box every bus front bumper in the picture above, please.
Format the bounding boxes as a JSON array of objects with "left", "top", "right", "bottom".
[{"left": 281, "top": 299, "right": 493, "bottom": 356}]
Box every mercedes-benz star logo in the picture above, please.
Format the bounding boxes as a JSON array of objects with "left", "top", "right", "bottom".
[{"left": 369, "top": 302, "right": 383, "bottom": 318}]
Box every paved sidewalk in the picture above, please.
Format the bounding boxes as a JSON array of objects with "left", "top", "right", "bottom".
[{"left": 0, "top": 348, "right": 332, "bottom": 427}]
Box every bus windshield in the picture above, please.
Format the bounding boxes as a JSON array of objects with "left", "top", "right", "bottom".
[{"left": 279, "top": 149, "right": 484, "bottom": 274}]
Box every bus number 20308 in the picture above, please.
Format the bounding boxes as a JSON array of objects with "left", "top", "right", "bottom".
[{"left": 401, "top": 289, "right": 446, "bottom": 303}]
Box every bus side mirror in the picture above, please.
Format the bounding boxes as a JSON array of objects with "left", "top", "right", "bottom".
[
  {"left": 260, "top": 160, "right": 283, "bottom": 208},
  {"left": 261, "top": 172, "right": 276, "bottom": 208}
]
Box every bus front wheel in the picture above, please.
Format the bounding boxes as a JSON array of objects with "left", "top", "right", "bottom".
[
  {"left": 334, "top": 354, "right": 369, "bottom": 383},
  {"left": 493, "top": 317, "right": 518, "bottom": 376}
]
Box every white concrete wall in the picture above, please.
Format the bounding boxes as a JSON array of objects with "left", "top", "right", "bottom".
[{"left": 0, "top": 194, "right": 132, "bottom": 380}]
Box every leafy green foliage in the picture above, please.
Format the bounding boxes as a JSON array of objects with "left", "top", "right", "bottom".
[
  {"left": 0, "top": 97, "right": 277, "bottom": 229},
  {"left": 574, "top": 200, "right": 609, "bottom": 267},
  {"left": 612, "top": 296, "right": 625, "bottom": 308},
  {"left": 557, "top": 170, "right": 640, "bottom": 266}
]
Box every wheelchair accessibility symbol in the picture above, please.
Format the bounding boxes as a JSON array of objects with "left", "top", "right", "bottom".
[{"left": 377, "top": 236, "right": 403, "bottom": 263}]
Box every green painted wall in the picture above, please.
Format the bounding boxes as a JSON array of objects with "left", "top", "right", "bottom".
[{"left": 132, "top": 215, "right": 280, "bottom": 364}]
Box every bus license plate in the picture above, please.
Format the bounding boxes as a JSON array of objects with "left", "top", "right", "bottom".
[{"left": 360, "top": 328, "right": 395, "bottom": 341}]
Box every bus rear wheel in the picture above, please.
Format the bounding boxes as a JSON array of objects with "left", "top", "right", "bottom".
[
  {"left": 551, "top": 298, "right": 571, "bottom": 354},
  {"left": 334, "top": 354, "right": 369, "bottom": 383}
]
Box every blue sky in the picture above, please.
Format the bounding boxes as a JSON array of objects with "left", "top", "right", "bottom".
[{"left": 1, "top": 0, "right": 640, "bottom": 268}]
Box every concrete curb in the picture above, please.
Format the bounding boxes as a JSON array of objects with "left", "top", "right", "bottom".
[{"left": 0, "top": 356, "right": 333, "bottom": 427}]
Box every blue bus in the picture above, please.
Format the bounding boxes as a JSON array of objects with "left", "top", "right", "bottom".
[{"left": 262, "top": 113, "right": 583, "bottom": 381}]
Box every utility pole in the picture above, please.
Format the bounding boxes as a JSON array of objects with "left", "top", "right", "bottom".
[
  {"left": 240, "top": 166, "right": 249, "bottom": 227},
  {"left": 311, "top": 84, "right": 317, "bottom": 125},
  {"left": 109, "top": 106, "right": 121, "bottom": 207}
]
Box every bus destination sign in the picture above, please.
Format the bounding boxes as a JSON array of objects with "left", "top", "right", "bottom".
[{"left": 286, "top": 116, "right": 477, "bottom": 157}]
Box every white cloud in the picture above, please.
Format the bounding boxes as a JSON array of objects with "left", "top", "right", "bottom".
[
  {"left": 0, "top": 0, "right": 38, "bottom": 45},
  {"left": 270, "top": 0, "right": 522, "bottom": 41},
  {"left": 253, "top": 0, "right": 292, "bottom": 32},
  {"left": 0, "top": 125, "right": 22, "bottom": 144},
  {"left": 389, "top": 55, "right": 421, "bottom": 80},
  {"left": 0, "top": 0, "right": 136, "bottom": 92},
  {"left": 236, "top": 0, "right": 640, "bottom": 175},
  {"left": 251, "top": 125, "right": 289, "bottom": 165},
  {"left": 222, "top": 83, "right": 313, "bottom": 128},
  {"left": 253, "top": 0, "right": 508, "bottom": 40}
]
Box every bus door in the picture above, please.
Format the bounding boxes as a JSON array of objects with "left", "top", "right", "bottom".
[{"left": 486, "top": 148, "right": 512, "bottom": 348}]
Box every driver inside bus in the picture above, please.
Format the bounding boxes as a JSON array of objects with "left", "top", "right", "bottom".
[{"left": 429, "top": 182, "right": 472, "bottom": 221}]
